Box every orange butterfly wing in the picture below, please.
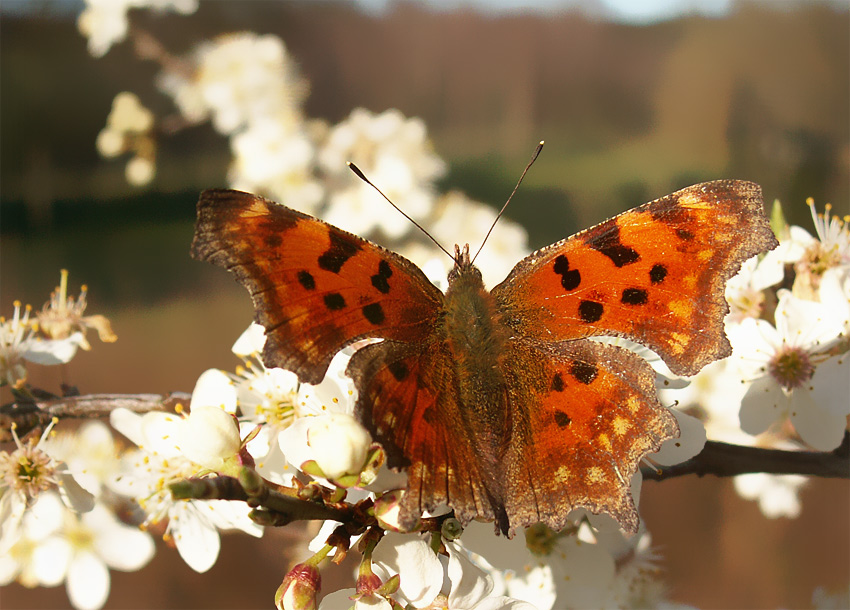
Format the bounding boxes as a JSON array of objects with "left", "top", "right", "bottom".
[
  {"left": 193, "top": 190, "right": 501, "bottom": 529},
  {"left": 485, "top": 180, "right": 778, "bottom": 533},
  {"left": 191, "top": 190, "right": 443, "bottom": 384},
  {"left": 492, "top": 180, "right": 779, "bottom": 376},
  {"left": 500, "top": 338, "right": 676, "bottom": 534},
  {"left": 348, "top": 340, "right": 503, "bottom": 531}
]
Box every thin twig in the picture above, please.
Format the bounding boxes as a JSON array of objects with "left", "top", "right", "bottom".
[
  {"left": 0, "top": 392, "right": 190, "bottom": 441},
  {"left": 641, "top": 433, "right": 850, "bottom": 481}
]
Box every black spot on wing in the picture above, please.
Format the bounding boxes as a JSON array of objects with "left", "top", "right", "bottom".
[
  {"left": 650, "top": 264, "right": 668, "bottom": 284},
  {"left": 388, "top": 360, "right": 409, "bottom": 381},
  {"left": 371, "top": 260, "right": 393, "bottom": 294},
  {"left": 318, "top": 232, "right": 361, "bottom": 273},
  {"left": 552, "top": 255, "right": 581, "bottom": 291},
  {"left": 676, "top": 228, "right": 695, "bottom": 241},
  {"left": 570, "top": 360, "right": 598, "bottom": 384},
  {"left": 621, "top": 288, "right": 648, "bottom": 305},
  {"left": 323, "top": 293, "right": 346, "bottom": 310},
  {"left": 587, "top": 222, "right": 640, "bottom": 267},
  {"left": 551, "top": 373, "right": 565, "bottom": 392},
  {"left": 362, "top": 303, "right": 385, "bottom": 325},
  {"left": 647, "top": 194, "right": 688, "bottom": 224},
  {"left": 297, "top": 270, "right": 316, "bottom": 291},
  {"left": 578, "top": 300, "right": 604, "bottom": 323},
  {"left": 554, "top": 411, "right": 571, "bottom": 427},
  {"left": 263, "top": 232, "right": 282, "bottom": 248}
]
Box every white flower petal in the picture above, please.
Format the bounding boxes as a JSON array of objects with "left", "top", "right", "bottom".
[
  {"left": 56, "top": 471, "right": 95, "bottom": 514},
  {"left": 789, "top": 389, "right": 848, "bottom": 451},
  {"left": 739, "top": 376, "right": 787, "bottom": 436},
  {"left": 809, "top": 353, "right": 850, "bottom": 418},
  {"left": 204, "top": 499, "right": 264, "bottom": 537},
  {"left": 190, "top": 369, "right": 238, "bottom": 414},
  {"left": 231, "top": 322, "right": 267, "bottom": 356},
  {"left": 472, "top": 596, "right": 539, "bottom": 610},
  {"left": 178, "top": 406, "right": 241, "bottom": 470},
  {"left": 31, "top": 536, "right": 72, "bottom": 586},
  {"left": 372, "top": 533, "right": 442, "bottom": 608},
  {"left": 66, "top": 550, "right": 110, "bottom": 610},
  {"left": 139, "top": 411, "right": 184, "bottom": 457},
  {"left": 651, "top": 410, "right": 706, "bottom": 466},
  {"left": 318, "top": 589, "right": 356, "bottom": 610},
  {"left": 24, "top": 491, "right": 67, "bottom": 540},
  {"left": 278, "top": 416, "right": 313, "bottom": 471},
  {"left": 23, "top": 333, "right": 84, "bottom": 365},
  {"left": 447, "top": 541, "right": 493, "bottom": 608},
  {"left": 0, "top": 553, "right": 20, "bottom": 585},
  {"left": 775, "top": 292, "right": 843, "bottom": 351},
  {"left": 108, "top": 408, "right": 145, "bottom": 447},
  {"left": 171, "top": 503, "right": 221, "bottom": 573},
  {"left": 87, "top": 505, "right": 155, "bottom": 571},
  {"left": 550, "top": 538, "right": 616, "bottom": 609}
]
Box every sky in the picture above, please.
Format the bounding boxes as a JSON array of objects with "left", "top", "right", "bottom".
[
  {"left": 355, "top": 0, "right": 733, "bottom": 22},
  {"left": 352, "top": 0, "right": 844, "bottom": 22}
]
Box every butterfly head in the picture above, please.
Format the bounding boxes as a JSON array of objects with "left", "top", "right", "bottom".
[{"left": 448, "top": 243, "right": 482, "bottom": 285}]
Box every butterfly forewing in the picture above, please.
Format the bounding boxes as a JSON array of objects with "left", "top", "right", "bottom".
[
  {"left": 492, "top": 180, "right": 779, "bottom": 376},
  {"left": 192, "top": 189, "right": 443, "bottom": 384}
]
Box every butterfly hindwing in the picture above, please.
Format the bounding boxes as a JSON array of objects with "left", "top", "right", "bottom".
[
  {"left": 492, "top": 180, "right": 779, "bottom": 376},
  {"left": 500, "top": 338, "right": 678, "bottom": 534},
  {"left": 192, "top": 189, "right": 444, "bottom": 383},
  {"left": 347, "top": 339, "right": 501, "bottom": 530}
]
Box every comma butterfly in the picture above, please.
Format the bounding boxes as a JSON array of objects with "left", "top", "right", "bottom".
[{"left": 191, "top": 176, "right": 778, "bottom": 536}]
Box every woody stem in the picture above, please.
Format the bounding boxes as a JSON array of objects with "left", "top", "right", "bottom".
[{"left": 641, "top": 432, "right": 850, "bottom": 481}]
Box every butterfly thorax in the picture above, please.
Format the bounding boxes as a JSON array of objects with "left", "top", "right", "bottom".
[{"left": 443, "top": 246, "right": 511, "bottom": 484}]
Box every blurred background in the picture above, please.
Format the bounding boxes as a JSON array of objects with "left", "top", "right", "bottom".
[{"left": 1, "top": 0, "right": 848, "bottom": 608}]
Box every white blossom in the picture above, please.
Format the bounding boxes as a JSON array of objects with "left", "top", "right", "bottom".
[
  {"left": 108, "top": 408, "right": 261, "bottom": 573},
  {"left": 0, "top": 492, "right": 155, "bottom": 610},
  {"left": 319, "top": 108, "right": 445, "bottom": 239},
  {"left": 164, "top": 32, "right": 306, "bottom": 135},
  {"left": 77, "top": 0, "right": 198, "bottom": 58},
  {"left": 0, "top": 421, "right": 95, "bottom": 554},
  {"left": 729, "top": 291, "right": 849, "bottom": 450},
  {"left": 0, "top": 301, "right": 86, "bottom": 388}
]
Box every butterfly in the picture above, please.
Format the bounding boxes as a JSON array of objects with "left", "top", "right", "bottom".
[{"left": 191, "top": 179, "right": 778, "bottom": 536}]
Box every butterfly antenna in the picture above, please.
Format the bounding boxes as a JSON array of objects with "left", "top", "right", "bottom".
[
  {"left": 347, "top": 162, "right": 454, "bottom": 261},
  {"left": 470, "top": 140, "right": 544, "bottom": 266}
]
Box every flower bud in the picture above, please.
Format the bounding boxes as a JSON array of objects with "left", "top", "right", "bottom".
[
  {"left": 374, "top": 490, "right": 414, "bottom": 532},
  {"left": 306, "top": 413, "right": 371, "bottom": 480},
  {"left": 178, "top": 406, "right": 242, "bottom": 473},
  {"left": 275, "top": 563, "right": 321, "bottom": 610}
]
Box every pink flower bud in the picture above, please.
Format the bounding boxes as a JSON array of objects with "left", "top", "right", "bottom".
[{"left": 275, "top": 563, "right": 321, "bottom": 610}]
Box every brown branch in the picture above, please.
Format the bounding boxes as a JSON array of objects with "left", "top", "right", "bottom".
[
  {"left": 169, "top": 476, "right": 354, "bottom": 523},
  {"left": 641, "top": 433, "right": 850, "bottom": 481},
  {"left": 0, "top": 392, "right": 190, "bottom": 441}
]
